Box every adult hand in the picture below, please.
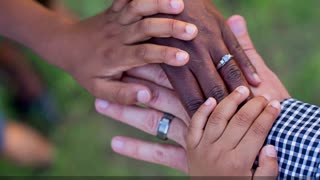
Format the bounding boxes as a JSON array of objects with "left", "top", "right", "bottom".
[
  {"left": 149, "top": 0, "right": 261, "bottom": 116},
  {"left": 38, "top": 0, "right": 198, "bottom": 104},
  {"left": 227, "top": 15, "right": 290, "bottom": 102},
  {"left": 96, "top": 15, "right": 289, "bottom": 173}
]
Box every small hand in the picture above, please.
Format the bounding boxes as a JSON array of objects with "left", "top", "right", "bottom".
[{"left": 187, "top": 87, "right": 280, "bottom": 177}]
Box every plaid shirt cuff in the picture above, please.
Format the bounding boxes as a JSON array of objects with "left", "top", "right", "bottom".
[{"left": 266, "top": 98, "right": 320, "bottom": 178}]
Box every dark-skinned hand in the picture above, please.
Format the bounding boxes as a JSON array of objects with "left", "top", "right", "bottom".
[{"left": 149, "top": 0, "right": 261, "bottom": 116}]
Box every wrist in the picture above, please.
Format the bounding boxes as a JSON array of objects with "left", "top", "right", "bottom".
[{"left": 31, "top": 15, "right": 76, "bottom": 70}]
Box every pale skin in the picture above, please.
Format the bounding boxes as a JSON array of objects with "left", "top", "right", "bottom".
[
  {"left": 187, "top": 87, "right": 280, "bottom": 177},
  {"left": 0, "top": 0, "right": 199, "bottom": 104},
  {"left": 95, "top": 15, "right": 291, "bottom": 174}
]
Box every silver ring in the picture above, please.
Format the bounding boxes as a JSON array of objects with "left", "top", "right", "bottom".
[
  {"left": 156, "top": 113, "right": 174, "bottom": 140},
  {"left": 216, "top": 54, "right": 233, "bottom": 70}
]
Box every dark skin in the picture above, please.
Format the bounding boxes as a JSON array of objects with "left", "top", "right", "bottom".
[{"left": 149, "top": 0, "right": 260, "bottom": 116}]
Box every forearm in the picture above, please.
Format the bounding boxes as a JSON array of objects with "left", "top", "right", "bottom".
[{"left": 0, "top": 0, "right": 72, "bottom": 64}]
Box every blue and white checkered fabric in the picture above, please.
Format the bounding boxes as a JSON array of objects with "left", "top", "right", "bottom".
[{"left": 266, "top": 99, "right": 320, "bottom": 178}]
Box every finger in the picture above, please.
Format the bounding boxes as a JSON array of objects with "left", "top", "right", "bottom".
[
  {"left": 254, "top": 145, "right": 279, "bottom": 178},
  {"left": 218, "top": 96, "right": 269, "bottom": 149},
  {"left": 189, "top": 53, "right": 229, "bottom": 103},
  {"left": 222, "top": 22, "right": 261, "bottom": 86},
  {"left": 209, "top": 40, "right": 252, "bottom": 97},
  {"left": 187, "top": 98, "right": 216, "bottom": 149},
  {"left": 227, "top": 15, "right": 263, "bottom": 70},
  {"left": 126, "top": 64, "right": 173, "bottom": 89},
  {"left": 236, "top": 100, "right": 281, "bottom": 164},
  {"left": 202, "top": 86, "right": 250, "bottom": 144},
  {"left": 111, "top": 0, "right": 131, "bottom": 12},
  {"left": 161, "top": 64, "right": 205, "bottom": 117},
  {"left": 111, "top": 136, "right": 188, "bottom": 173},
  {"left": 96, "top": 100, "right": 188, "bottom": 147},
  {"left": 92, "top": 80, "right": 151, "bottom": 104},
  {"left": 122, "top": 76, "right": 189, "bottom": 122},
  {"left": 118, "top": 0, "right": 184, "bottom": 24},
  {"left": 124, "top": 18, "right": 198, "bottom": 44},
  {"left": 125, "top": 44, "right": 189, "bottom": 67}
]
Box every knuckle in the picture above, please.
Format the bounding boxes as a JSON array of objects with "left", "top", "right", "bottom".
[
  {"left": 145, "top": 111, "right": 160, "bottom": 133},
  {"left": 265, "top": 105, "right": 280, "bottom": 118},
  {"left": 167, "top": 19, "right": 176, "bottom": 35},
  {"left": 185, "top": 99, "right": 203, "bottom": 115},
  {"left": 252, "top": 122, "right": 269, "bottom": 137},
  {"left": 139, "top": 19, "right": 152, "bottom": 35},
  {"left": 156, "top": 69, "right": 169, "bottom": 85},
  {"left": 114, "top": 86, "right": 126, "bottom": 101},
  {"left": 160, "top": 47, "right": 171, "bottom": 62},
  {"left": 254, "top": 96, "right": 269, "bottom": 106},
  {"left": 149, "top": 88, "right": 161, "bottom": 106},
  {"left": 206, "top": 86, "right": 228, "bottom": 103},
  {"left": 209, "top": 111, "right": 225, "bottom": 126},
  {"left": 231, "top": 41, "right": 242, "bottom": 54},
  {"left": 127, "top": 0, "right": 139, "bottom": 14},
  {"left": 233, "top": 112, "right": 252, "bottom": 127},
  {"left": 135, "top": 45, "right": 148, "bottom": 61},
  {"left": 234, "top": 112, "right": 252, "bottom": 126},
  {"left": 231, "top": 160, "right": 243, "bottom": 171},
  {"left": 223, "top": 63, "right": 242, "bottom": 82},
  {"left": 152, "top": 146, "right": 167, "bottom": 164}
]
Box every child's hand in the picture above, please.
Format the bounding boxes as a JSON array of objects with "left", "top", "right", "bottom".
[
  {"left": 187, "top": 86, "right": 280, "bottom": 177},
  {"left": 40, "top": 0, "right": 198, "bottom": 105}
]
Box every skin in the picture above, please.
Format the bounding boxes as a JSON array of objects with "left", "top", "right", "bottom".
[
  {"left": 95, "top": 15, "right": 291, "bottom": 173},
  {"left": 187, "top": 87, "right": 280, "bottom": 177},
  {"left": 3, "top": 121, "right": 53, "bottom": 168},
  {"left": 149, "top": 0, "right": 262, "bottom": 116},
  {"left": 0, "top": 0, "right": 199, "bottom": 105}
]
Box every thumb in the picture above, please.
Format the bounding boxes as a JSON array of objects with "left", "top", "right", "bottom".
[
  {"left": 227, "top": 15, "right": 266, "bottom": 68},
  {"left": 227, "top": 15, "right": 255, "bottom": 55},
  {"left": 92, "top": 80, "right": 152, "bottom": 105},
  {"left": 254, "top": 145, "right": 279, "bottom": 178}
]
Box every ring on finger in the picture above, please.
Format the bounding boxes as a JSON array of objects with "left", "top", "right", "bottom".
[{"left": 156, "top": 113, "right": 175, "bottom": 140}]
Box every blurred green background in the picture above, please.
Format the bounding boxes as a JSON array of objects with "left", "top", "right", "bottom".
[{"left": 0, "top": 0, "right": 320, "bottom": 176}]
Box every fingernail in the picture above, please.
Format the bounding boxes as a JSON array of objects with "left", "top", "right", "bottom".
[
  {"left": 253, "top": 73, "right": 262, "bottom": 83},
  {"left": 205, "top": 98, "right": 213, "bottom": 106},
  {"left": 185, "top": 24, "right": 197, "bottom": 35},
  {"left": 265, "top": 145, "right": 277, "bottom": 158},
  {"left": 230, "top": 18, "right": 246, "bottom": 36},
  {"left": 236, "top": 86, "right": 249, "bottom": 95},
  {"left": 96, "top": 99, "right": 109, "bottom": 110},
  {"left": 170, "top": 0, "right": 182, "bottom": 10},
  {"left": 112, "top": 138, "right": 124, "bottom": 151},
  {"left": 176, "top": 51, "right": 189, "bottom": 62},
  {"left": 137, "top": 90, "right": 151, "bottom": 103},
  {"left": 270, "top": 100, "right": 281, "bottom": 109}
]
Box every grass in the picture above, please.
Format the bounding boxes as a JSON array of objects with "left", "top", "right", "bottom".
[{"left": 0, "top": 0, "right": 320, "bottom": 176}]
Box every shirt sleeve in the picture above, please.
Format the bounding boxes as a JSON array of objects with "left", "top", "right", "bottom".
[{"left": 266, "top": 98, "right": 320, "bottom": 178}]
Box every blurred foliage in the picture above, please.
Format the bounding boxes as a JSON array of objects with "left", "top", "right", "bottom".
[{"left": 0, "top": 0, "right": 320, "bottom": 176}]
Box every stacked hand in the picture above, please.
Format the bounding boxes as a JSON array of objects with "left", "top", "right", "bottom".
[
  {"left": 187, "top": 86, "right": 280, "bottom": 176},
  {"left": 149, "top": 0, "right": 262, "bottom": 116},
  {"left": 44, "top": 0, "right": 201, "bottom": 104},
  {"left": 95, "top": 15, "right": 291, "bottom": 173},
  {"left": 0, "top": 0, "right": 199, "bottom": 105}
]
